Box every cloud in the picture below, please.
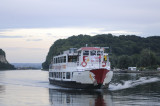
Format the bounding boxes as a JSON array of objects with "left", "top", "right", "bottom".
[
  {"left": 26, "top": 39, "right": 43, "bottom": 41},
  {"left": 0, "top": 0, "right": 160, "bottom": 37},
  {"left": 98, "top": 29, "right": 141, "bottom": 35},
  {"left": 46, "top": 33, "right": 52, "bottom": 36},
  {"left": 0, "top": 35, "right": 24, "bottom": 38},
  {"left": 5, "top": 47, "right": 46, "bottom": 51}
]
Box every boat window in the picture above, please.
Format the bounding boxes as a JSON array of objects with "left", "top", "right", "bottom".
[
  {"left": 69, "top": 49, "right": 73, "bottom": 53},
  {"left": 66, "top": 72, "right": 70, "bottom": 79},
  {"left": 61, "top": 57, "right": 63, "bottom": 63},
  {"left": 60, "top": 57, "right": 63, "bottom": 63},
  {"left": 74, "top": 49, "right": 77, "bottom": 53},
  {"left": 58, "top": 72, "right": 59, "bottom": 78},
  {"left": 58, "top": 72, "right": 61, "bottom": 78},
  {"left": 56, "top": 58, "right": 58, "bottom": 63},
  {"left": 83, "top": 51, "right": 89, "bottom": 56},
  {"left": 56, "top": 72, "right": 58, "bottom": 78},
  {"left": 57, "top": 58, "right": 59, "bottom": 63},
  {"left": 68, "top": 56, "right": 72, "bottom": 62},
  {"left": 49, "top": 72, "right": 52, "bottom": 77},
  {"left": 68, "top": 56, "right": 77, "bottom": 62},
  {"left": 97, "top": 51, "right": 100, "bottom": 55},
  {"left": 59, "top": 57, "right": 61, "bottom": 63},
  {"left": 58, "top": 57, "right": 60, "bottom": 63},
  {"left": 63, "top": 72, "right": 65, "bottom": 79},
  {"left": 54, "top": 72, "right": 56, "bottom": 78},
  {"left": 90, "top": 50, "right": 96, "bottom": 56},
  {"left": 78, "top": 51, "right": 81, "bottom": 56},
  {"left": 64, "top": 56, "right": 66, "bottom": 63},
  {"left": 62, "top": 56, "right": 66, "bottom": 63},
  {"left": 97, "top": 51, "right": 103, "bottom": 55},
  {"left": 60, "top": 72, "right": 62, "bottom": 78},
  {"left": 69, "top": 48, "right": 77, "bottom": 53},
  {"left": 55, "top": 56, "right": 66, "bottom": 63},
  {"left": 59, "top": 57, "right": 60, "bottom": 63},
  {"left": 72, "top": 56, "right": 77, "bottom": 62},
  {"left": 52, "top": 72, "right": 54, "bottom": 78}
]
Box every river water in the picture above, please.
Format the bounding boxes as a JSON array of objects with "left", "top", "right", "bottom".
[{"left": 0, "top": 70, "right": 160, "bottom": 106}]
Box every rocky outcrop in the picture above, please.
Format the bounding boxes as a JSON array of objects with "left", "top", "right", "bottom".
[
  {"left": 0, "top": 49, "right": 15, "bottom": 70},
  {"left": 0, "top": 55, "right": 8, "bottom": 64}
]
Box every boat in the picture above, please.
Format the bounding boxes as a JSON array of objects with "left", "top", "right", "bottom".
[{"left": 49, "top": 47, "right": 113, "bottom": 89}]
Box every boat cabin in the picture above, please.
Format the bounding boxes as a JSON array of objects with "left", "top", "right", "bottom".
[{"left": 49, "top": 47, "right": 110, "bottom": 81}]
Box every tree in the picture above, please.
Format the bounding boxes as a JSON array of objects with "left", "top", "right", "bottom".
[
  {"left": 139, "top": 49, "right": 157, "bottom": 68},
  {"left": 118, "top": 55, "right": 132, "bottom": 69}
]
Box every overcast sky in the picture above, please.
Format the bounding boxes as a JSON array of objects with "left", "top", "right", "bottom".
[{"left": 0, "top": 0, "right": 160, "bottom": 63}]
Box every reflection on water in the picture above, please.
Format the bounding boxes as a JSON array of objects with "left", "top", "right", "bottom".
[
  {"left": 0, "top": 71, "right": 5, "bottom": 94},
  {"left": 49, "top": 89, "right": 112, "bottom": 106},
  {"left": 0, "top": 85, "right": 5, "bottom": 94}
]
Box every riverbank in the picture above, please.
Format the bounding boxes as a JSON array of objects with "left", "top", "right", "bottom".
[{"left": 113, "top": 70, "right": 160, "bottom": 74}]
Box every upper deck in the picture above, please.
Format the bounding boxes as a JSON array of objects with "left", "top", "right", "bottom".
[
  {"left": 78, "top": 47, "right": 101, "bottom": 51},
  {"left": 49, "top": 47, "right": 110, "bottom": 72}
]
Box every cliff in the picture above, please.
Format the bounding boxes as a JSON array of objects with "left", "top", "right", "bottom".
[
  {"left": 0, "top": 49, "right": 15, "bottom": 70},
  {"left": 42, "top": 34, "right": 160, "bottom": 70}
]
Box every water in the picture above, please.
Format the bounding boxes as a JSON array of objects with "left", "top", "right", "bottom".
[{"left": 0, "top": 70, "right": 160, "bottom": 106}]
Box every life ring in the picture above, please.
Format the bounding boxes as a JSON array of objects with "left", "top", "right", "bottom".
[
  {"left": 102, "top": 61, "right": 106, "bottom": 67},
  {"left": 81, "top": 61, "right": 87, "bottom": 67}
]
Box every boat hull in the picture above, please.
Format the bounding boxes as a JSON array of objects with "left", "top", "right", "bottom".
[
  {"left": 49, "top": 79, "right": 104, "bottom": 89},
  {"left": 49, "top": 69, "right": 113, "bottom": 89}
]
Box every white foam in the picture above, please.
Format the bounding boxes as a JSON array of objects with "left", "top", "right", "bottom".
[{"left": 109, "top": 77, "right": 160, "bottom": 91}]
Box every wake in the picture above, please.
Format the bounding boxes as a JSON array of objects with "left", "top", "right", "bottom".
[{"left": 109, "top": 77, "right": 160, "bottom": 91}]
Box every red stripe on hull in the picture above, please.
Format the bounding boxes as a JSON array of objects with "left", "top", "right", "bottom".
[{"left": 90, "top": 69, "right": 109, "bottom": 84}]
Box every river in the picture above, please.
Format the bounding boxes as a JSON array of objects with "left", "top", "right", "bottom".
[{"left": 0, "top": 70, "right": 160, "bottom": 106}]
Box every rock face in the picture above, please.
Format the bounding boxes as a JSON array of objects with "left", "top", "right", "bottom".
[
  {"left": 0, "top": 55, "right": 8, "bottom": 64},
  {"left": 0, "top": 49, "right": 15, "bottom": 70}
]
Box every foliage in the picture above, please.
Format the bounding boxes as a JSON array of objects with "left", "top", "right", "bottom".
[
  {"left": 0, "top": 62, "right": 15, "bottom": 70},
  {"left": 42, "top": 34, "right": 160, "bottom": 70},
  {"left": 118, "top": 55, "right": 132, "bottom": 69},
  {"left": 0, "top": 49, "right": 5, "bottom": 57},
  {"left": 139, "top": 49, "right": 157, "bottom": 68}
]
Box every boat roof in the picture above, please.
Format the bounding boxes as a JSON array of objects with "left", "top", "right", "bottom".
[{"left": 78, "top": 47, "right": 101, "bottom": 51}]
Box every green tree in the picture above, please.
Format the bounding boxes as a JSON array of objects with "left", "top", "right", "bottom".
[
  {"left": 118, "top": 55, "right": 132, "bottom": 69},
  {"left": 139, "top": 49, "right": 157, "bottom": 68},
  {"left": 110, "top": 55, "right": 118, "bottom": 68}
]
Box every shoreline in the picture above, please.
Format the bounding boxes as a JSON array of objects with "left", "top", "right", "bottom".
[{"left": 113, "top": 70, "right": 160, "bottom": 74}]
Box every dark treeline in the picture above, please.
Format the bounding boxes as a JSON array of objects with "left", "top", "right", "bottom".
[
  {"left": 42, "top": 34, "right": 160, "bottom": 70},
  {"left": 0, "top": 62, "right": 15, "bottom": 70}
]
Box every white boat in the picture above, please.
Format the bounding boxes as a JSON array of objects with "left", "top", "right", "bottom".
[{"left": 49, "top": 47, "right": 113, "bottom": 89}]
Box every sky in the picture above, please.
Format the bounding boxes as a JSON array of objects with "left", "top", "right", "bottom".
[{"left": 0, "top": 0, "right": 160, "bottom": 63}]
